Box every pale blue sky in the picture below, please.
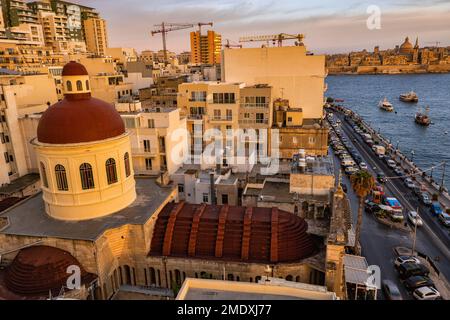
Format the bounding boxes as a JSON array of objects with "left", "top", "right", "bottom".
[{"left": 75, "top": 0, "right": 450, "bottom": 53}]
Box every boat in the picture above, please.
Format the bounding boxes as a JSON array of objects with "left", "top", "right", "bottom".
[
  {"left": 379, "top": 98, "right": 394, "bottom": 112},
  {"left": 400, "top": 91, "right": 419, "bottom": 103},
  {"left": 415, "top": 106, "right": 431, "bottom": 126}
]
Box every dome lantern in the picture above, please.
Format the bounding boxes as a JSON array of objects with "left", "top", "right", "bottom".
[{"left": 62, "top": 61, "right": 91, "bottom": 97}]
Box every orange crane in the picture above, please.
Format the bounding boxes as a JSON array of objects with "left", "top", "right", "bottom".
[
  {"left": 151, "top": 22, "right": 214, "bottom": 65},
  {"left": 239, "top": 33, "right": 305, "bottom": 47}
]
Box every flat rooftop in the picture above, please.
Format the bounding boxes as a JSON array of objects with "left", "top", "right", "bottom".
[
  {"left": 0, "top": 178, "right": 175, "bottom": 241},
  {"left": 0, "top": 173, "right": 40, "bottom": 196},
  {"left": 177, "top": 278, "right": 337, "bottom": 300},
  {"left": 291, "top": 154, "right": 334, "bottom": 176}
]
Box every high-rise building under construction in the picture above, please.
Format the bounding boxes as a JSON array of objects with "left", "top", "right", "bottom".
[{"left": 190, "top": 30, "right": 221, "bottom": 64}]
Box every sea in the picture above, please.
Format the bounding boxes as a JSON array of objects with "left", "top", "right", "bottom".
[{"left": 326, "top": 73, "right": 450, "bottom": 189}]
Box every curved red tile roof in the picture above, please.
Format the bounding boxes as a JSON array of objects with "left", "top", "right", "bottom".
[
  {"left": 62, "top": 61, "right": 88, "bottom": 76},
  {"left": 4, "top": 246, "right": 96, "bottom": 296},
  {"left": 150, "top": 202, "right": 318, "bottom": 263}
]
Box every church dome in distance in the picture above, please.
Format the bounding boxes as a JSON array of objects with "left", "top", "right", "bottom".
[{"left": 400, "top": 37, "right": 413, "bottom": 54}]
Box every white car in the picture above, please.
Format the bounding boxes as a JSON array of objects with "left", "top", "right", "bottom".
[
  {"left": 394, "top": 256, "right": 421, "bottom": 268},
  {"left": 413, "top": 286, "right": 441, "bottom": 300},
  {"left": 404, "top": 178, "right": 416, "bottom": 189},
  {"left": 360, "top": 162, "right": 368, "bottom": 170},
  {"left": 387, "top": 160, "right": 397, "bottom": 169},
  {"left": 408, "top": 211, "right": 423, "bottom": 227}
]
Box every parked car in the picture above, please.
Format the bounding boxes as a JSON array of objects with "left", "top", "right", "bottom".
[
  {"left": 377, "top": 172, "right": 387, "bottom": 183},
  {"left": 413, "top": 286, "right": 441, "bottom": 300},
  {"left": 394, "top": 256, "right": 421, "bottom": 268},
  {"left": 438, "top": 213, "right": 450, "bottom": 228},
  {"left": 359, "top": 162, "right": 368, "bottom": 170},
  {"left": 394, "top": 167, "right": 404, "bottom": 176},
  {"left": 408, "top": 211, "right": 423, "bottom": 227},
  {"left": 344, "top": 166, "right": 358, "bottom": 175},
  {"left": 431, "top": 202, "right": 443, "bottom": 216},
  {"left": 384, "top": 197, "right": 403, "bottom": 214},
  {"left": 365, "top": 201, "right": 380, "bottom": 214},
  {"left": 404, "top": 178, "right": 416, "bottom": 189},
  {"left": 387, "top": 160, "right": 397, "bottom": 169},
  {"left": 404, "top": 276, "right": 434, "bottom": 291},
  {"left": 420, "top": 193, "right": 432, "bottom": 206},
  {"left": 398, "top": 263, "right": 430, "bottom": 280},
  {"left": 382, "top": 280, "right": 403, "bottom": 300}
]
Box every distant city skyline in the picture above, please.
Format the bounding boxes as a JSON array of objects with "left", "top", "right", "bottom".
[{"left": 54, "top": 0, "right": 450, "bottom": 54}]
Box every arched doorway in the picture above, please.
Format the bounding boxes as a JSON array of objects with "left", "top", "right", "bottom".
[
  {"left": 286, "top": 275, "right": 293, "bottom": 281},
  {"left": 123, "top": 265, "right": 131, "bottom": 285},
  {"left": 149, "top": 267, "right": 156, "bottom": 285}
]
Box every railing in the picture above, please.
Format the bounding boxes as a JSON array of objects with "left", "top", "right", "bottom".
[
  {"left": 131, "top": 148, "right": 158, "bottom": 155},
  {"left": 239, "top": 119, "right": 269, "bottom": 125},
  {"left": 210, "top": 116, "right": 233, "bottom": 121},
  {"left": 187, "top": 114, "right": 204, "bottom": 120},
  {"left": 240, "top": 103, "right": 269, "bottom": 108}
]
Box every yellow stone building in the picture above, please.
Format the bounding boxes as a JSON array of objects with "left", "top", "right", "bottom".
[
  {"left": 190, "top": 30, "right": 221, "bottom": 65},
  {"left": 83, "top": 17, "right": 107, "bottom": 56}
]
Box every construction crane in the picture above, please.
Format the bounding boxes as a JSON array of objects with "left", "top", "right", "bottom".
[
  {"left": 239, "top": 33, "right": 305, "bottom": 47},
  {"left": 426, "top": 41, "right": 441, "bottom": 48},
  {"left": 224, "top": 39, "right": 242, "bottom": 49},
  {"left": 151, "top": 22, "right": 214, "bottom": 65}
]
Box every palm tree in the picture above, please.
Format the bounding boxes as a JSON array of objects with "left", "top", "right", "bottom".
[{"left": 350, "top": 169, "right": 376, "bottom": 255}]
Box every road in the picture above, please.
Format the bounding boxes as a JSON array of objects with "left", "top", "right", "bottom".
[{"left": 328, "top": 111, "right": 450, "bottom": 299}]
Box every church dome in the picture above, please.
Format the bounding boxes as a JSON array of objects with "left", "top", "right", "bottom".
[
  {"left": 4, "top": 246, "right": 96, "bottom": 296},
  {"left": 37, "top": 61, "right": 125, "bottom": 144},
  {"left": 400, "top": 37, "right": 413, "bottom": 54}
]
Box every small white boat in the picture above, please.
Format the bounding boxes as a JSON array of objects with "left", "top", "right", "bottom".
[
  {"left": 400, "top": 91, "right": 419, "bottom": 103},
  {"left": 379, "top": 98, "right": 394, "bottom": 112}
]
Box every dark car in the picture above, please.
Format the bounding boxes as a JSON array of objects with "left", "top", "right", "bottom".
[
  {"left": 382, "top": 280, "right": 403, "bottom": 300},
  {"left": 404, "top": 276, "right": 434, "bottom": 291},
  {"left": 397, "top": 263, "right": 430, "bottom": 279},
  {"left": 377, "top": 172, "right": 387, "bottom": 183}
]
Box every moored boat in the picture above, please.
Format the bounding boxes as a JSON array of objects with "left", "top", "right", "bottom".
[
  {"left": 379, "top": 98, "right": 394, "bottom": 112},
  {"left": 400, "top": 91, "right": 419, "bottom": 103}
]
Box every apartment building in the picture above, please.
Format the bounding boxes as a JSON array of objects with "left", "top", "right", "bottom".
[
  {"left": 0, "top": 72, "right": 58, "bottom": 186},
  {"left": 83, "top": 17, "right": 107, "bottom": 56},
  {"left": 0, "top": 43, "right": 64, "bottom": 72},
  {"left": 2, "top": 0, "right": 39, "bottom": 27},
  {"left": 105, "top": 47, "right": 138, "bottom": 69},
  {"left": 119, "top": 106, "right": 188, "bottom": 176},
  {"left": 190, "top": 30, "right": 221, "bottom": 64},
  {"left": 139, "top": 74, "right": 188, "bottom": 107},
  {"left": 38, "top": 10, "right": 69, "bottom": 52}
]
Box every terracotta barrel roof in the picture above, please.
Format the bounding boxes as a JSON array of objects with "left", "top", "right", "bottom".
[{"left": 150, "top": 202, "right": 318, "bottom": 264}]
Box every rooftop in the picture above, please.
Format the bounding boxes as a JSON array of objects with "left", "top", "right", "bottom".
[
  {"left": 0, "top": 173, "right": 40, "bottom": 196},
  {"left": 291, "top": 154, "right": 334, "bottom": 176},
  {"left": 177, "top": 278, "right": 337, "bottom": 300},
  {"left": 0, "top": 178, "right": 175, "bottom": 241}
]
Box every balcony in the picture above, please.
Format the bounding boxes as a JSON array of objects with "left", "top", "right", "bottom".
[
  {"left": 131, "top": 148, "right": 158, "bottom": 156},
  {"left": 239, "top": 102, "right": 269, "bottom": 109},
  {"left": 187, "top": 114, "right": 204, "bottom": 121},
  {"left": 238, "top": 119, "right": 269, "bottom": 125},
  {"left": 209, "top": 116, "right": 233, "bottom": 122}
]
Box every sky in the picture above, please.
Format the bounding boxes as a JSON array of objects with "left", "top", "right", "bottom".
[{"left": 75, "top": 0, "right": 450, "bottom": 54}]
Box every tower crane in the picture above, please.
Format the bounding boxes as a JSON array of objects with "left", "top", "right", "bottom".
[
  {"left": 151, "top": 22, "right": 214, "bottom": 65},
  {"left": 224, "top": 39, "right": 242, "bottom": 49},
  {"left": 239, "top": 33, "right": 305, "bottom": 47}
]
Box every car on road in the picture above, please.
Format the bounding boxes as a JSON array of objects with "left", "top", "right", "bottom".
[
  {"left": 394, "top": 167, "right": 404, "bottom": 176},
  {"left": 394, "top": 256, "right": 421, "bottom": 268},
  {"left": 438, "top": 213, "right": 450, "bottom": 228},
  {"left": 344, "top": 166, "right": 358, "bottom": 175},
  {"left": 377, "top": 172, "right": 387, "bottom": 183},
  {"left": 359, "top": 162, "right": 368, "bottom": 170},
  {"left": 384, "top": 197, "right": 403, "bottom": 214},
  {"left": 413, "top": 286, "right": 441, "bottom": 300},
  {"left": 408, "top": 211, "right": 423, "bottom": 227},
  {"left": 365, "top": 201, "right": 380, "bottom": 214},
  {"left": 387, "top": 160, "right": 397, "bottom": 169},
  {"left": 404, "top": 276, "right": 434, "bottom": 291},
  {"left": 382, "top": 280, "right": 403, "bottom": 300},
  {"left": 398, "top": 263, "right": 430, "bottom": 280},
  {"left": 420, "top": 192, "right": 432, "bottom": 206},
  {"left": 404, "top": 178, "right": 416, "bottom": 189},
  {"left": 431, "top": 202, "right": 443, "bottom": 217}
]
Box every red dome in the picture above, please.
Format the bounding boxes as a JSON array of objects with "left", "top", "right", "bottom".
[
  {"left": 62, "top": 61, "right": 88, "bottom": 76},
  {"left": 37, "top": 95, "right": 125, "bottom": 144},
  {"left": 5, "top": 246, "right": 96, "bottom": 296},
  {"left": 150, "top": 202, "right": 318, "bottom": 263}
]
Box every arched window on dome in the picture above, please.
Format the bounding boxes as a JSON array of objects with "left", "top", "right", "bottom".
[
  {"left": 106, "top": 158, "right": 118, "bottom": 185},
  {"left": 124, "top": 152, "right": 131, "bottom": 177},
  {"left": 40, "top": 162, "right": 48, "bottom": 188},
  {"left": 85, "top": 80, "right": 90, "bottom": 91},
  {"left": 80, "top": 163, "right": 95, "bottom": 190},
  {"left": 76, "top": 80, "right": 83, "bottom": 91},
  {"left": 66, "top": 81, "right": 72, "bottom": 92},
  {"left": 55, "top": 164, "right": 68, "bottom": 191}
]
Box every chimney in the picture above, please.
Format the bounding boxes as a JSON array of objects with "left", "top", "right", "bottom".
[{"left": 210, "top": 172, "right": 217, "bottom": 205}]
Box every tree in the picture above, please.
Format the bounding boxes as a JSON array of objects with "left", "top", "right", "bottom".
[{"left": 350, "top": 170, "right": 376, "bottom": 255}]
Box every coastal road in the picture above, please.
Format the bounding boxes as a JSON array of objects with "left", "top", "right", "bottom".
[{"left": 328, "top": 111, "right": 450, "bottom": 299}]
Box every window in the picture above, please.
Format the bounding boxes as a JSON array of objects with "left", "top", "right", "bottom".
[
  {"left": 76, "top": 80, "right": 83, "bottom": 91},
  {"left": 256, "top": 113, "right": 265, "bottom": 123},
  {"left": 221, "top": 194, "right": 229, "bottom": 205},
  {"left": 55, "top": 164, "right": 68, "bottom": 191},
  {"left": 145, "top": 158, "right": 152, "bottom": 170},
  {"left": 309, "top": 137, "right": 316, "bottom": 144},
  {"left": 190, "top": 91, "right": 206, "bottom": 101},
  {"left": 226, "top": 109, "right": 232, "bottom": 120},
  {"left": 244, "top": 113, "right": 250, "bottom": 119},
  {"left": 124, "top": 152, "right": 131, "bottom": 177},
  {"left": 148, "top": 119, "right": 155, "bottom": 128},
  {"left": 40, "top": 162, "right": 48, "bottom": 188},
  {"left": 80, "top": 163, "right": 95, "bottom": 190},
  {"left": 143, "top": 140, "right": 151, "bottom": 152},
  {"left": 66, "top": 80, "right": 72, "bottom": 92},
  {"left": 106, "top": 158, "right": 118, "bottom": 184},
  {"left": 203, "top": 193, "right": 209, "bottom": 203},
  {"left": 213, "top": 92, "right": 235, "bottom": 104},
  {"left": 178, "top": 184, "right": 184, "bottom": 193},
  {"left": 85, "top": 80, "right": 90, "bottom": 90},
  {"left": 213, "top": 109, "right": 221, "bottom": 119}
]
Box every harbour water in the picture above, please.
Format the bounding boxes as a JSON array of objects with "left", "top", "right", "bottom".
[{"left": 326, "top": 73, "right": 450, "bottom": 189}]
